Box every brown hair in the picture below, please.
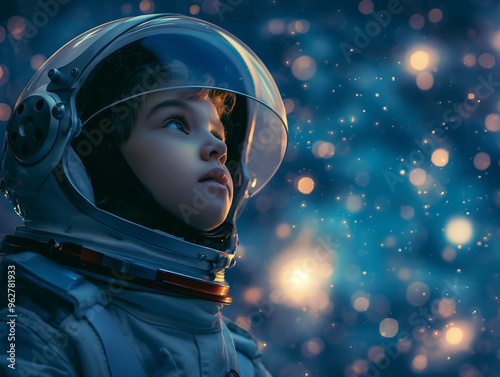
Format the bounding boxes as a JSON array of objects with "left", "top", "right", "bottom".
[{"left": 110, "top": 60, "right": 236, "bottom": 144}]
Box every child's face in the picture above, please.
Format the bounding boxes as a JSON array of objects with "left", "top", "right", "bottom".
[{"left": 121, "top": 89, "right": 234, "bottom": 231}]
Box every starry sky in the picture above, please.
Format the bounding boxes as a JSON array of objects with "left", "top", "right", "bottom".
[{"left": 2, "top": 0, "right": 500, "bottom": 376}]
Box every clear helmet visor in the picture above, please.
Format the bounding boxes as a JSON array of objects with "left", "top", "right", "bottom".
[{"left": 71, "top": 16, "right": 288, "bottom": 198}]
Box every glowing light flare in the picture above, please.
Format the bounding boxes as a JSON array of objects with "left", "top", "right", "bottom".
[
  {"left": 297, "top": 176, "right": 315, "bottom": 194},
  {"left": 270, "top": 228, "right": 336, "bottom": 310},
  {"left": 441, "top": 322, "right": 474, "bottom": 350},
  {"left": 445, "top": 217, "right": 473, "bottom": 244},
  {"left": 446, "top": 327, "right": 463, "bottom": 345},
  {"left": 406, "top": 46, "right": 438, "bottom": 74},
  {"left": 431, "top": 148, "right": 449, "bottom": 167},
  {"left": 485, "top": 113, "right": 500, "bottom": 131},
  {"left": 410, "top": 51, "right": 430, "bottom": 71},
  {"left": 473, "top": 152, "right": 491, "bottom": 170},
  {"left": 379, "top": 318, "right": 399, "bottom": 338},
  {"left": 292, "top": 56, "right": 317, "bottom": 81}
]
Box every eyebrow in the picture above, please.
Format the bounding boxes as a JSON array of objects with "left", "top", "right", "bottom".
[{"left": 146, "top": 98, "right": 226, "bottom": 141}]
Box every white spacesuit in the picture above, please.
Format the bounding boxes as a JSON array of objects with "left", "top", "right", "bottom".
[{"left": 0, "top": 14, "right": 288, "bottom": 377}]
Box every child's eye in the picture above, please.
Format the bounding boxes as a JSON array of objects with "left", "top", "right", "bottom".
[{"left": 161, "top": 117, "right": 187, "bottom": 132}]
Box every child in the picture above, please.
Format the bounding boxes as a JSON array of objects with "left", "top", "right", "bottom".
[{"left": 0, "top": 14, "right": 288, "bottom": 377}]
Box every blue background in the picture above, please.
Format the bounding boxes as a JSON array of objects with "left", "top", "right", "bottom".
[{"left": 2, "top": 0, "right": 500, "bottom": 376}]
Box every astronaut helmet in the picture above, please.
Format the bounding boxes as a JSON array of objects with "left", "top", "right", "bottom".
[{"left": 1, "top": 14, "right": 288, "bottom": 303}]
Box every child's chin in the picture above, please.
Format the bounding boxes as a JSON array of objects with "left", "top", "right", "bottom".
[{"left": 191, "top": 210, "right": 229, "bottom": 231}]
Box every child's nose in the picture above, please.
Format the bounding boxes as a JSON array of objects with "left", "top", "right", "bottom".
[{"left": 201, "top": 133, "right": 227, "bottom": 165}]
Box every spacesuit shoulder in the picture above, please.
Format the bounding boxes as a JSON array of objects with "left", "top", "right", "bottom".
[{"left": 222, "top": 316, "right": 273, "bottom": 377}]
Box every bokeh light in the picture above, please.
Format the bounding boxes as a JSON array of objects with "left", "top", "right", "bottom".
[
  {"left": 416, "top": 72, "right": 434, "bottom": 90},
  {"left": 407, "top": 282, "right": 430, "bottom": 306},
  {"left": 139, "top": 0, "right": 154, "bottom": 13},
  {"left": 428, "top": 9, "right": 443, "bottom": 23},
  {"left": 189, "top": 5, "right": 200, "bottom": 15},
  {"left": 358, "top": 0, "right": 374, "bottom": 15},
  {"left": 431, "top": 148, "right": 449, "bottom": 167},
  {"left": 473, "top": 152, "right": 491, "bottom": 170},
  {"left": 292, "top": 56, "right": 317, "bottom": 81},
  {"left": 463, "top": 54, "right": 477, "bottom": 67},
  {"left": 276, "top": 223, "right": 291, "bottom": 238},
  {"left": 445, "top": 217, "right": 473, "bottom": 244},
  {"left": 485, "top": 113, "right": 500, "bottom": 131},
  {"left": 295, "top": 19, "right": 310, "bottom": 33},
  {"left": 297, "top": 176, "right": 315, "bottom": 194},
  {"left": 438, "top": 298, "right": 456, "bottom": 318},
  {"left": 312, "top": 140, "right": 335, "bottom": 159},
  {"left": 30, "top": 54, "right": 46, "bottom": 71},
  {"left": 412, "top": 354, "right": 428, "bottom": 371},
  {"left": 410, "top": 51, "right": 430, "bottom": 71},
  {"left": 268, "top": 19, "right": 285, "bottom": 35},
  {"left": 379, "top": 318, "right": 399, "bottom": 338},
  {"left": 346, "top": 195, "right": 362, "bottom": 213},
  {"left": 409, "top": 168, "right": 427, "bottom": 186},
  {"left": 409, "top": 14, "right": 425, "bottom": 30},
  {"left": 445, "top": 326, "right": 464, "bottom": 345},
  {"left": 478, "top": 53, "right": 495, "bottom": 69},
  {"left": 400, "top": 205, "right": 415, "bottom": 220},
  {"left": 0, "top": 103, "right": 12, "bottom": 122}
]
